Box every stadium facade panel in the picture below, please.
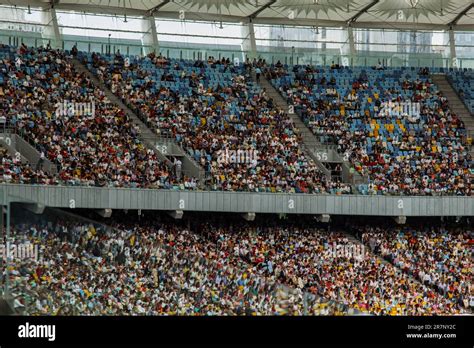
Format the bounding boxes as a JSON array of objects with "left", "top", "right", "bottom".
[{"left": 1, "top": 184, "right": 472, "bottom": 216}]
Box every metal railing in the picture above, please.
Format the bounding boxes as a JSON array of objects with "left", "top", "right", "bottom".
[{"left": 2, "top": 32, "right": 474, "bottom": 69}]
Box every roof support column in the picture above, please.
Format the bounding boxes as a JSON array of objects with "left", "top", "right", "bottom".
[
  {"left": 242, "top": 21, "right": 257, "bottom": 60},
  {"left": 41, "top": 7, "right": 62, "bottom": 49},
  {"left": 446, "top": 3, "right": 473, "bottom": 68},
  {"left": 141, "top": 16, "right": 160, "bottom": 56},
  {"left": 339, "top": 26, "right": 355, "bottom": 66},
  {"left": 348, "top": 26, "right": 356, "bottom": 56},
  {"left": 341, "top": 25, "right": 356, "bottom": 57},
  {"left": 448, "top": 28, "right": 457, "bottom": 68}
]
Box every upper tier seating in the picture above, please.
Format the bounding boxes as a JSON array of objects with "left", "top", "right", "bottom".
[
  {"left": 448, "top": 68, "right": 474, "bottom": 114},
  {"left": 0, "top": 145, "right": 49, "bottom": 184},
  {"left": 266, "top": 63, "right": 473, "bottom": 195},
  {"left": 0, "top": 44, "right": 181, "bottom": 188},
  {"left": 80, "top": 51, "right": 351, "bottom": 194}
]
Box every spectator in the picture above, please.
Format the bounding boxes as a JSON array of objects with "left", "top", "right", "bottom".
[
  {"left": 83, "top": 51, "right": 349, "bottom": 194},
  {"left": 265, "top": 63, "right": 473, "bottom": 196},
  {"left": 255, "top": 66, "right": 262, "bottom": 83},
  {"left": 71, "top": 44, "right": 78, "bottom": 57},
  {"left": 0, "top": 44, "right": 186, "bottom": 189},
  {"left": 6, "top": 215, "right": 469, "bottom": 316}
]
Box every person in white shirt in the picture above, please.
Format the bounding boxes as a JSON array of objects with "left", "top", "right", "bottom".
[{"left": 174, "top": 157, "right": 182, "bottom": 180}]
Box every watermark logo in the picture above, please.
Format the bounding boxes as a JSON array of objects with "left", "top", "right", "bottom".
[
  {"left": 325, "top": 242, "right": 366, "bottom": 262},
  {"left": 54, "top": 99, "right": 95, "bottom": 118},
  {"left": 0, "top": 242, "right": 42, "bottom": 263},
  {"left": 216, "top": 148, "right": 259, "bottom": 165},
  {"left": 18, "top": 322, "right": 55, "bottom": 342},
  {"left": 379, "top": 101, "right": 420, "bottom": 117}
]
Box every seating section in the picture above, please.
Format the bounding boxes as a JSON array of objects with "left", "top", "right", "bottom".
[
  {"left": 266, "top": 63, "right": 473, "bottom": 195},
  {"left": 448, "top": 68, "right": 474, "bottom": 114},
  {"left": 1, "top": 43, "right": 473, "bottom": 196},
  {"left": 361, "top": 226, "right": 472, "bottom": 307},
  {"left": 0, "top": 44, "right": 179, "bottom": 188},
  {"left": 80, "top": 52, "right": 349, "bottom": 194},
  {"left": 8, "top": 215, "right": 471, "bottom": 315},
  {"left": 0, "top": 145, "right": 49, "bottom": 184}
]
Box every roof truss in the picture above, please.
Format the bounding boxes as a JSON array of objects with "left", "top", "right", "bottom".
[
  {"left": 248, "top": 0, "right": 276, "bottom": 20},
  {"left": 448, "top": 2, "right": 474, "bottom": 28},
  {"left": 348, "top": 0, "right": 380, "bottom": 26},
  {"left": 148, "top": 0, "right": 171, "bottom": 16}
]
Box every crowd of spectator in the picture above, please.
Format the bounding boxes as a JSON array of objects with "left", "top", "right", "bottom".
[
  {"left": 204, "top": 221, "right": 469, "bottom": 315},
  {"left": 1, "top": 43, "right": 472, "bottom": 195},
  {"left": 447, "top": 68, "right": 473, "bottom": 114},
  {"left": 82, "top": 51, "right": 350, "bottom": 194},
  {"left": 360, "top": 225, "right": 472, "bottom": 309},
  {"left": 5, "top": 214, "right": 470, "bottom": 316},
  {"left": 266, "top": 62, "right": 473, "bottom": 195},
  {"left": 0, "top": 44, "right": 180, "bottom": 188},
  {"left": 7, "top": 220, "right": 351, "bottom": 315},
  {"left": 0, "top": 145, "right": 50, "bottom": 184}
]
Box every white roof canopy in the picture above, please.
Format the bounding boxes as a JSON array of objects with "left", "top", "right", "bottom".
[{"left": 1, "top": 0, "right": 473, "bottom": 30}]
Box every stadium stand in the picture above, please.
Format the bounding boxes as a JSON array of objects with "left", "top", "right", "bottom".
[
  {"left": 0, "top": 1, "right": 473, "bottom": 324},
  {"left": 0, "top": 44, "right": 182, "bottom": 188},
  {"left": 0, "top": 42, "right": 472, "bottom": 195},
  {"left": 359, "top": 225, "right": 472, "bottom": 309},
  {"left": 6, "top": 211, "right": 472, "bottom": 316},
  {"left": 79, "top": 51, "right": 350, "bottom": 194},
  {"left": 265, "top": 63, "right": 473, "bottom": 195},
  {"left": 448, "top": 69, "right": 474, "bottom": 114}
]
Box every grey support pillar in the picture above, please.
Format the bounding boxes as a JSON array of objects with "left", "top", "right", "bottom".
[
  {"left": 340, "top": 26, "right": 355, "bottom": 67},
  {"left": 348, "top": 26, "right": 356, "bottom": 56},
  {"left": 241, "top": 21, "right": 257, "bottom": 60},
  {"left": 4, "top": 201, "right": 10, "bottom": 296},
  {"left": 41, "top": 7, "right": 62, "bottom": 49},
  {"left": 448, "top": 29, "right": 457, "bottom": 68},
  {"left": 0, "top": 205, "right": 4, "bottom": 241},
  {"left": 141, "top": 16, "right": 160, "bottom": 56}
]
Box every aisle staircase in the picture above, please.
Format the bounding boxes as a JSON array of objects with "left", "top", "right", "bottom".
[
  {"left": 72, "top": 58, "right": 205, "bottom": 183},
  {"left": 253, "top": 70, "right": 366, "bottom": 187},
  {"left": 432, "top": 74, "right": 474, "bottom": 159}
]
